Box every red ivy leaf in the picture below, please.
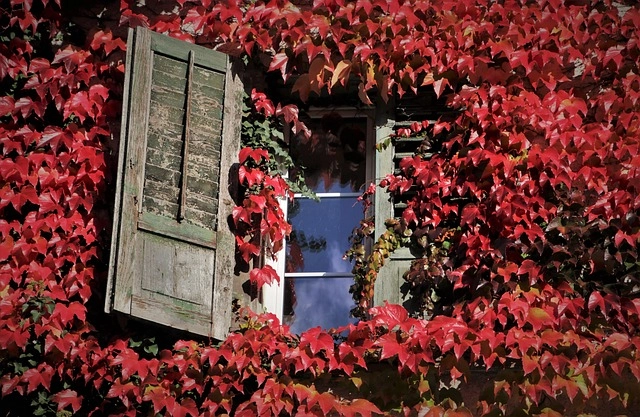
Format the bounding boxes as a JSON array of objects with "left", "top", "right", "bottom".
[
  {"left": 119, "top": 9, "right": 150, "bottom": 28},
  {"left": 63, "top": 91, "right": 91, "bottom": 122},
  {"left": 90, "top": 29, "right": 126, "bottom": 54},
  {"left": 588, "top": 291, "right": 605, "bottom": 313},
  {"left": 433, "top": 78, "right": 449, "bottom": 98},
  {"left": 301, "top": 327, "right": 334, "bottom": 354},
  {"left": 338, "top": 398, "right": 382, "bottom": 417},
  {"left": 527, "top": 307, "right": 553, "bottom": 332},
  {"left": 251, "top": 89, "right": 276, "bottom": 116},
  {"left": 238, "top": 166, "right": 265, "bottom": 187},
  {"left": 89, "top": 84, "right": 110, "bottom": 102},
  {"left": 518, "top": 259, "right": 540, "bottom": 280},
  {"left": 249, "top": 265, "right": 280, "bottom": 288},
  {"left": 236, "top": 239, "right": 259, "bottom": 263},
  {"left": 15, "top": 97, "right": 45, "bottom": 119},
  {"left": 239, "top": 147, "right": 269, "bottom": 164},
  {"left": 22, "top": 368, "right": 46, "bottom": 393},
  {"left": 350, "top": 399, "right": 382, "bottom": 417},
  {"left": 311, "top": 391, "right": 336, "bottom": 415},
  {"left": 0, "top": 96, "right": 14, "bottom": 117},
  {"left": 603, "top": 333, "right": 631, "bottom": 351},
  {"left": 614, "top": 229, "right": 635, "bottom": 248},
  {"left": 460, "top": 204, "right": 480, "bottom": 226},
  {"left": 52, "top": 46, "right": 90, "bottom": 72},
  {"left": 38, "top": 126, "right": 64, "bottom": 148},
  {"left": 52, "top": 302, "right": 86, "bottom": 326},
  {"left": 52, "top": 389, "right": 82, "bottom": 413},
  {"left": 170, "top": 398, "right": 199, "bottom": 417},
  {"left": 106, "top": 379, "right": 137, "bottom": 408},
  {"left": 142, "top": 385, "right": 167, "bottom": 414},
  {"left": 370, "top": 302, "right": 411, "bottom": 331},
  {"left": 378, "top": 333, "right": 404, "bottom": 361},
  {"left": 603, "top": 45, "right": 624, "bottom": 69},
  {"left": 232, "top": 207, "right": 251, "bottom": 226},
  {"left": 522, "top": 354, "right": 538, "bottom": 376},
  {"left": 277, "top": 104, "right": 309, "bottom": 137},
  {"left": 269, "top": 52, "right": 289, "bottom": 79},
  {"left": 0, "top": 375, "right": 21, "bottom": 397},
  {"left": 0, "top": 236, "right": 14, "bottom": 261},
  {"left": 10, "top": 185, "right": 38, "bottom": 210}
]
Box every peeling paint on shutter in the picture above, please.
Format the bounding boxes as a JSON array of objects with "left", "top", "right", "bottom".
[{"left": 105, "top": 27, "right": 242, "bottom": 339}]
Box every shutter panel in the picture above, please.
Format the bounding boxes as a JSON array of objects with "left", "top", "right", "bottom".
[
  {"left": 373, "top": 94, "right": 442, "bottom": 312},
  {"left": 105, "top": 27, "right": 242, "bottom": 339},
  {"left": 373, "top": 101, "right": 409, "bottom": 307}
]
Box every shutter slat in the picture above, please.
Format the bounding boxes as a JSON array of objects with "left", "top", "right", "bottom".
[{"left": 138, "top": 212, "right": 217, "bottom": 249}]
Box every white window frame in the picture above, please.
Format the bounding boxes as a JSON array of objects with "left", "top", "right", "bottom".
[{"left": 262, "top": 108, "right": 376, "bottom": 324}]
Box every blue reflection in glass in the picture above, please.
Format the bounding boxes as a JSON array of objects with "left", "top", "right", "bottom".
[
  {"left": 286, "top": 198, "right": 362, "bottom": 273},
  {"left": 283, "top": 276, "right": 356, "bottom": 333}
]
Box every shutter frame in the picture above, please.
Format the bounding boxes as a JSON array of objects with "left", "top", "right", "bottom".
[{"left": 105, "top": 27, "right": 242, "bottom": 339}]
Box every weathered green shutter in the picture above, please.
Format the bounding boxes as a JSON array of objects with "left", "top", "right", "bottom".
[
  {"left": 105, "top": 27, "right": 242, "bottom": 339},
  {"left": 373, "top": 100, "right": 414, "bottom": 308},
  {"left": 373, "top": 93, "right": 442, "bottom": 312},
  {"left": 373, "top": 127, "right": 420, "bottom": 308}
]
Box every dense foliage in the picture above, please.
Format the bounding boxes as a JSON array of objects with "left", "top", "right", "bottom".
[{"left": 1, "top": 0, "right": 639, "bottom": 415}]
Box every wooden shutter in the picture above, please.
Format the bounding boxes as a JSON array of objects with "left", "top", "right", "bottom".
[
  {"left": 373, "top": 93, "right": 442, "bottom": 312},
  {"left": 105, "top": 27, "right": 242, "bottom": 339},
  {"left": 373, "top": 100, "right": 413, "bottom": 308}
]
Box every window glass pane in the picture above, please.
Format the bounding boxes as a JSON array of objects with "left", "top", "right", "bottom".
[
  {"left": 286, "top": 198, "right": 362, "bottom": 273},
  {"left": 290, "top": 114, "right": 367, "bottom": 193},
  {"left": 283, "top": 276, "right": 356, "bottom": 333}
]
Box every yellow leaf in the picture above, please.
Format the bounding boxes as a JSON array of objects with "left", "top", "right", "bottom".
[
  {"left": 331, "top": 59, "right": 351, "bottom": 88},
  {"left": 350, "top": 377, "right": 362, "bottom": 389},
  {"left": 422, "top": 73, "right": 434, "bottom": 86},
  {"left": 358, "top": 83, "right": 372, "bottom": 105}
]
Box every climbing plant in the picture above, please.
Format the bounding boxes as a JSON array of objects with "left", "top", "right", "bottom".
[{"left": 1, "top": 0, "right": 639, "bottom": 415}]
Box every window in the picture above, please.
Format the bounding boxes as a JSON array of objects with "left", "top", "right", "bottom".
[
  {"left": 262, "top": 110, "right": 375, "bottom": 333},
  {"left": 106, "top": 28, "right": 413, "bottom": 338},
  {"left": 105, "top": 27, "right": 243, "bottom": 339}
]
